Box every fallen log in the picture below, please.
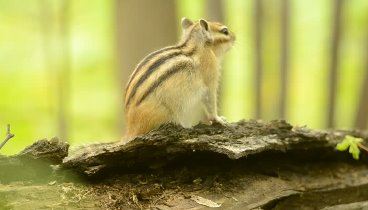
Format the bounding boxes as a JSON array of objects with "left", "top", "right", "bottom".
[
  {"left": 0, "top": 120, "right": 367, "bottom": 210},
  {"left": 62, "top": 120, "right": 366, "bottom": 177}
]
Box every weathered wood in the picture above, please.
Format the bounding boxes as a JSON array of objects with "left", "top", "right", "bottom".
[
  {"left": 1, "top": 120, "right": 368, "bottom": 209},
  {"left": 0, "top": 137, "right": 68, "bottom": 183},
  {"left": 322, "top": 201, "right": 368, "bottom": 210},
  {"left": 62, "top": 120, "right": 365, "bottom": 177}
]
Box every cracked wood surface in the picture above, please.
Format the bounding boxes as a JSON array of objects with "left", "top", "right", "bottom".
[
  {"left": 1, "top": 120, "right": 368, "bottom": 209},
  {"left": 62, "top": 120, "right": 364, "bottom": 176}
]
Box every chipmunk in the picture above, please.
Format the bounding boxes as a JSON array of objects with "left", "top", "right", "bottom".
[{"left": 123, "top": 17, "right": 235, "bottom": 141}]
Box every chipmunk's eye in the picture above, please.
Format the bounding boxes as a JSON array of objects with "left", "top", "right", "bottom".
[{"left": 220, "top": 28, "right": 229, "bottom": 35}]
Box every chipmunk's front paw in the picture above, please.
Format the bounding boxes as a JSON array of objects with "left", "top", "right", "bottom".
[{"left": 210, "top": 115, "right": 227, "bottom": 125}]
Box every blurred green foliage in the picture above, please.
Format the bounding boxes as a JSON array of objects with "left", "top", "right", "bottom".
[{"left": 1, "top": 0, "right": 368, "bottom": 155}]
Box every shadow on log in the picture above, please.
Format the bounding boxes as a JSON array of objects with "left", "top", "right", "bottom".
[
  {"left": 1, "top": 120, "right": 368, "bottom": 209},
  {"left": 0, "top": 137, "right": 68, "bottom": 183}
]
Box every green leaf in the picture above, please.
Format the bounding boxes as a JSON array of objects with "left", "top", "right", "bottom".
[
  {"left": 336, "top": 140, "right": 350, "bottom": 151},
  {"left": 350, "top": 144, "right": 360, "bottom": 160},
  {"left": 336, "top": 135, "right": 363, "bottom": 160}
]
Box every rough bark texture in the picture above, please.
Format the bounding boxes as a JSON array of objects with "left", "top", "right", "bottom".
[
  {"left": 63, "top": 120, "right": 352, "bottom": 176},
  {"left": 1, "top": 120, "right": 368, "bottom": 210}
]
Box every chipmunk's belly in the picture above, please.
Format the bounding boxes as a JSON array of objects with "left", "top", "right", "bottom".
[{"left": 153, "top": 72, "right": 205, "bottom": 127}]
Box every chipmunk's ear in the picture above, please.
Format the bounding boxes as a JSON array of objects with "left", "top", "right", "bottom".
[
  {"left": 199, "top": 19, "right": 209, "bottom": 31},
  {"left": 181, "top": 17, "right": 193, "bottom": 29}
]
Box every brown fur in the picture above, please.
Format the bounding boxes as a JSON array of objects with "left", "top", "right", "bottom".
[{"left": 123, "top": 18, "right": 235, "bottom": 141}]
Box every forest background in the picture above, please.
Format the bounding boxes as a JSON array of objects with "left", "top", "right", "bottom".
[{"left": 1, "top": 0, "right": 368, "bottom": 155}]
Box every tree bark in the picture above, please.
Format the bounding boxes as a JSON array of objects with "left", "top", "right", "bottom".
[
  {"left": 1, "top": 120, "right": 367, "bottom": 209},
  {"left": 327, "top": 0, "right": 344, "bottom": 128},
  {"left": 254, "top": 0, "right": 264, "bottom": 119},
  {"left": 114, "top": 0, "right": 125, "bottom": 135},
  {"left": 354, "top": 36, "right": 368, "bottom": 129},
  {"left": 205, "top": 0, "right": 224, "bottom": 22},
  {"left": 279, "top": 0, "right": 290, "bottom": 119}
]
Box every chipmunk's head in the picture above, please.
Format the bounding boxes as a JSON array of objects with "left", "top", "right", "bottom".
[
  {"left": 207, "top": 21, "right": 235, "bottom": 57},
  {"left": 181, "top": 17, "right": 235, "bottom": 57},
  {"left": 181, "top": 17, "right": 214, "bottom": 46}
]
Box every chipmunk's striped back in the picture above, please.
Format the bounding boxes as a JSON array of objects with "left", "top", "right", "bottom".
[
  {"left": 123, "top": 18, "right": 235, "bottom": 141},
  {"left": 124, "top": 42, "right": 195, "bottom": 108}
]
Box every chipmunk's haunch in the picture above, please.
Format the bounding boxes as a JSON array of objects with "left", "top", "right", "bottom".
[{"left": 124, "top": 17, "right": 235, "bottom": 140}]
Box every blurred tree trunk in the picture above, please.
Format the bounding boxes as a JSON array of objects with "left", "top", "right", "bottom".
[
  {"left": 115, "top": 0, "right": 177, "bottom": 135},
  {"left": 57, "top": 0, "right": 71, "bottom": 141},
  {"left": 327, "top": 0, "right": 344, "bottom": 128},
  {"left": 354, "top": 37, "right": 368, "bottom": 129},
  {"left": 205, "top": 0, "right": 224, "bottom": 21},
  {"left": 254, "top": 0, "right": 263, "bottom": 119},
  {"left": 114, "top": 0, "right": 125, "bottom": 136},
  {"left": 205, "top": 0, "right": 225, "bottom": 114},
  {"left": 279, "top": 0, "right": 290, "bottom": 119}
]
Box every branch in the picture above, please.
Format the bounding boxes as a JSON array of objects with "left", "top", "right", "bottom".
[
  {"left": 0, "top": 124, "right": 15, "bottom": 150},
  {"left": 358, "top": 143, "right": 368, "bottom": 153}
]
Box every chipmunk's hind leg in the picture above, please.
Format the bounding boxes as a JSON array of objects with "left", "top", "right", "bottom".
[{"left": 124, "top": 102, "right": 172, "bottom": 141}]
